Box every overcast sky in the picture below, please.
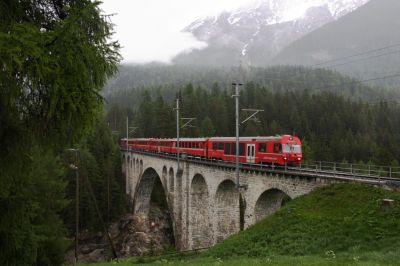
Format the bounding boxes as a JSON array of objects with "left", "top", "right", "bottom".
[{"left": 100, "top": 0, "right": 257, "bottom": 64}]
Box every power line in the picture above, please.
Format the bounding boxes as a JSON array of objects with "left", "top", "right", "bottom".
[
  {"left": 256, "top": 71, "right": 400, "bottom": 90},
  {"left": 324, "top": 72, "right": 400, "bottom": 88},
  {"left": 312, "top": 42, "right": 400, "bottom": 67},
  {"left": 321, "top": 50, "right": 400, "bottom": 69}
]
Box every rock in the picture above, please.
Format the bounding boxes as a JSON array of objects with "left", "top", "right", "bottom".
[
  {"left": 80, "top": 245, "right": 94, "bottom": 255},
  {"left": 109, "top": 222, "right": 120, "bottom": 238},
  {"left": 380, "top": 198, "right": 395, "bottom": 210},
  {"left": 65, "top": 206, "right": 175, "bottom": 263},
  {"left": 85, "top": 248, "right": 107, "bottom": 262}
]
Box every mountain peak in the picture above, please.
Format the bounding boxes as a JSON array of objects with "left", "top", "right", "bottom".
[{"left": 175, "top": 0, "right": 369, "bottom": 66}]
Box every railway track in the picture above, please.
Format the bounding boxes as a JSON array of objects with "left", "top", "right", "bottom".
[{"left": 123, "top": 149, "right": 400, "bottom": 189}]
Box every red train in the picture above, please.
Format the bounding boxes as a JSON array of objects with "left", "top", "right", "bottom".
[{"left": 121, "top": 135, "right": 302, "bottom": 166}]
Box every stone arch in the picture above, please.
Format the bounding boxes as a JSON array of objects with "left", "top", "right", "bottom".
[
  {"left": 190, "top": 174, "right": 211, "bottom": 248},
  {"left": 162, "top": 166, "right": 168, "bottom": 192},
  {"left": 134, "top": 167, "right": 175, "bottom": 246},
  {"left": 254, "top": 188, "right": 292, "bottom": 222},
  {"left": 133, "top": 157, "right": 136, "bottom": 173},
  {"left": 169, "top": 167, "right": 175, "bottom": 192},
  {"left": 135, "top": 159, "right": 139, "bottom": 174},
  {"left": 215, "top": 179, "right": 239, "bottom": 243}
]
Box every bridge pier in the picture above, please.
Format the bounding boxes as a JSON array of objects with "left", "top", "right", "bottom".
[{"left": 122, "top": 151, "right": 330, "bottom": 251}]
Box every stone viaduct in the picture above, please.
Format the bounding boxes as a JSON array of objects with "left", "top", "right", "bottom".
[{"left": 121, "top": 151, "right": 334, "bottom": 250}]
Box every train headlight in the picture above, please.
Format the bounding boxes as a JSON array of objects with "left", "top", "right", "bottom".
[{"left": 283, "top": 157, "right": 287, "bottom": 160}]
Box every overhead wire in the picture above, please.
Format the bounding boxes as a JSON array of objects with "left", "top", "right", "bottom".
[
  {"left": 247, "top": 42, "right": 400, "bottom": 95},
  {"left": 311, "top": 42, "right": 400, "bottom": 67},
  {"left": 319, "top": 50, "right": 400, "bottom": 69}
]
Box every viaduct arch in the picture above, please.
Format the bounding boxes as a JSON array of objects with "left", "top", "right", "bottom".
[{"left": 122, "top": 151, "right": 330, "bottom": 250}]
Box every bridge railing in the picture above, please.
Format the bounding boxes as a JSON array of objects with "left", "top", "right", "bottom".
[
  {"left": 299, "top": 160, "right": 400, "bottom": 179},
  {"left": 122, "top": 148, "right": 400, "bottom": 180}
]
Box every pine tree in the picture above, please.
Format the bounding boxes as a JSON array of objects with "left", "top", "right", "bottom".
[
  {"left": 0, "top": 1, "right": 120, "bottom": 264},
  {"left": 200, "top": 116, "right": 216, "bottom": 137}
]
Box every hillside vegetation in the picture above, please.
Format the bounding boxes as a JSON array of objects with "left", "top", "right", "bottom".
[
  {"left": 104, "top": 64, "right": 399, "bottom": 101},
  {"left": 83, "top": 183, "right": 400, "bottom": 265},
  {"left": 106, "top": 81, "right": 400, "bottom": 166},
  {"left": 206, "top": 183, "right": 400, "bottom": 258}
]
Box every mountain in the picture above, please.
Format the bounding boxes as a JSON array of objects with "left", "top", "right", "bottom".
[
  {"left": 270, "top": 0, "right": 400, "bottom": 87},
  {"left": 173, "top": 0, "right": 369, "bottom": 66}
]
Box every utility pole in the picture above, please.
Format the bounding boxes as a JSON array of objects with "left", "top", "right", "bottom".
[
  {"left": 126, "top": 116, "right": 128, "bottom": 149},
  {"left": 67, "top": 148, "right": 79, "bottom": 265},
  {"left": 232, "top": 84, "right": 264, "bottom": 190},
  {"left": 232, "top": 83, "right": 242, "bottom": 190},
  {"left": 175, "top": 97, "right": 180, "bottom": 170}
]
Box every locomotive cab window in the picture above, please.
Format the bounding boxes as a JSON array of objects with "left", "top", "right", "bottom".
[{"left": 259, "top": 143, "right": 266, "bottom": 152}]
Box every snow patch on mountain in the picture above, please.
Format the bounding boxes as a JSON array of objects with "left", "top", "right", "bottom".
[
  {"left": 175, "top": 0, "right": 370, "bottom": 66},
  {"left": 186, "top": 0, "right": 369, "bottom": 32}
]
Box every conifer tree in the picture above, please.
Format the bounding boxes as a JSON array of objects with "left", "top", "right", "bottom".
[{"left": 0, "top": 1, "right": 120, "bottom": 264}]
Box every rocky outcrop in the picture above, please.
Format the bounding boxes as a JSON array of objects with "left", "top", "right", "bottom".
[{"left": 65, "top": 205, "right": 174, "bottom": 263}]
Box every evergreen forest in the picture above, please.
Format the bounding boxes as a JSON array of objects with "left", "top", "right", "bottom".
[
  {"left": 105, "top": 69, "right": 400, "bottom": 167},
  {"left": 0, "top": 1, "right": 126, "bottom": 265},
  {"left": 1, "top": 1, "right": 400, "bottom": 265}
]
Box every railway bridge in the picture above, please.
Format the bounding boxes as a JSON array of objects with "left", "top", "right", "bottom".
[{"left": 121, "top": 149, "right": 398, "bottom": 250}]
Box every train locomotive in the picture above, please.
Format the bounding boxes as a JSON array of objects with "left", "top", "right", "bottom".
[{"left": 120, "top": 135, "right": 302, "bottom": 166}]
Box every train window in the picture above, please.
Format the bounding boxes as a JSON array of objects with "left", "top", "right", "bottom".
[
  {"left": 213, "top": 143, "right": 218, "bottom": 150},
  {"left": 232, "top": 143, "right": 236, "bottom": 155},
  {"left": 282, "top": 144, "right": 291, "bottom": 153},
  {"left": 218, "top": 143, "right": 223, "bottom": 150},
  {"left": 259, "top": 143, "right": 266, "bottom": 153},
  {"left": 273, "top": 143, "right": 282, "bottom": 153},
  {"left": 292, "top": 144, "right": 301, "bottom": 153},
  {"left": 224, "top": 143, "right": 231, "bottom": 154},
  {"left": 239, "top": 143, "right": 244, "bottom": 155}
]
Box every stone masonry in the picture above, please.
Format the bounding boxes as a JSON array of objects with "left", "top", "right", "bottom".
[{"left": 122, "top": 151, "right": 333, "bottom": 250}]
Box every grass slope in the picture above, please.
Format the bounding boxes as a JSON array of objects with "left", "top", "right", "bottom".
[
  {"left": 207, "top": 183, "right": 400, "bottom": 258},
  {"left": 82, "top": 183, "right": 400, "bottom": 265}
]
